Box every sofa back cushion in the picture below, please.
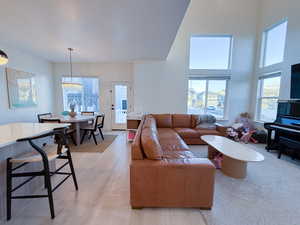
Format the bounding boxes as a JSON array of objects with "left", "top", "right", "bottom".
[
  {"left": 191, "top": 115, "right": 199, "bottom": 128},
  {"left": 143, "top": 115, "right": 157, "bottom": 131},
  {"left": 196, "top": 114, "right": 217, "bottom": 130},
  {"left": 172, "top": 114, "right": 192, "bottom": 128},
  {"left": 141, "top": 127, "right": 163, "bottom": 160},
  {"left": 151, "top": 114, "right": 172, "bottom": 128},
  {"left": 131, "top": 117, "right": 145, "bottom": 160}
]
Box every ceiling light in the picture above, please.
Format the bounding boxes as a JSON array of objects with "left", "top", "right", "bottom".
[{"left": 62, "top": 48, "right": 82, "bottom": 89}]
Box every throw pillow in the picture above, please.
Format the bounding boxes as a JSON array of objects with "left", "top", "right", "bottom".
[{"left": 196, "top": 114, "right": 217, "bottom": 130}]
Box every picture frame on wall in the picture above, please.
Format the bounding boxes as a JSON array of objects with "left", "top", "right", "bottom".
[{"left": 5, "top": 67, "right": 38, "bottom": 109}]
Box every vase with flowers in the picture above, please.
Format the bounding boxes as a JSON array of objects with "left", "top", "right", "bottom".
[{"left": 69, "top": 102, "right": 77, "bottom": 118}]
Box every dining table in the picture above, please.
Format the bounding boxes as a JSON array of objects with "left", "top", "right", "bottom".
[{"left": 42, "top": 115, "right": 95, "bottom": 145}]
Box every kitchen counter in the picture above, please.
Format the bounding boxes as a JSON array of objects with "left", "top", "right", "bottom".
[
  {"left": 0, "top": 122, "right": 69, "bottom": 221},
  {"left": 0, "top": 122, "right": 69, "bottom": 148}
]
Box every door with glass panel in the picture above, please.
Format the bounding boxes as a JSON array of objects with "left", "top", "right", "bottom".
[{"left": 111, "top": 82, "right": 130, "bottom": 130}]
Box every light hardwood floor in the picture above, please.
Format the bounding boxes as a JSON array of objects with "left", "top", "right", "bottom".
[{"left": 4, "top": 132, "right": 207, "bottom": 225}]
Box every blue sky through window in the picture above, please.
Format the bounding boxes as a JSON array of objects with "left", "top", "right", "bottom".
[
  {"left": 264, "top": 21, "right": 288, "bottom": 67},
  {"left": 189, "top": 36, "right": 232, "bottom": 70}
]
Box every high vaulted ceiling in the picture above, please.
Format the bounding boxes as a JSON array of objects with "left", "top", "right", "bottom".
[{"left": 0, "top": 0, "right": 190, "bottom": 63}]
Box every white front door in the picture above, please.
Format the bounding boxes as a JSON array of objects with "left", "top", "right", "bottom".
[{"left": 111, "top": 82, "right": 130, "bottom": 130}]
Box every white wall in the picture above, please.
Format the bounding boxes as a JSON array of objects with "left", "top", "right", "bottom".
[
  {"left": 0, "top": 43, "right": 53, "bottom": 125},
  {"left": 52, "top": 63, "right": 134, "bottom": 130},
  {"left": 133, "top": 0, "right": 259, "bottom": 124},
  {"left": 250, "top": 0, "right": 300, "bottom": 118}
]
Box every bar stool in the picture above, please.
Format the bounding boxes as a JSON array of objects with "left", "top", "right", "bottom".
[{"left": 6, "top": 128, "right": 78, "bottom": 220}]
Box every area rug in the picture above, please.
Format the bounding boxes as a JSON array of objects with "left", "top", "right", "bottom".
[
  {"left": 189, "top": 144, "right": 300, "bottom": 225},
  {"left": 70, "top": 134, "right": 118, "bottom": 153}
]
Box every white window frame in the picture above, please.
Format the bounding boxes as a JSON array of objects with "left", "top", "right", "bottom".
[
  {"left": 260, "top": 19, "right": 288, "bottom": 68},
  {"left": 256, "top": 19, "right": 287, "bottom": 122},
  {"left": 187, "top": 76, "right": 230, "bottom": 120},
  {"left": 188, "top": 35, "right": 234, "bottom": 75},
  {"left": 256, "top": 72, "right": 281, "bottom": 122},
  {"left": 61, "top": 76, "right": 100, "bottom": 112}
]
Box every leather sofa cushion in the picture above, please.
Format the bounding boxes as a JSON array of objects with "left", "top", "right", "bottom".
[
  {"left": 131, "top": 118, "right": 145, "bottom": 160},
  {"left": 130, "top": 158, "right": 216, "bottom": 208},
  {"left": 175, "top": 128, "right": 221, "bottom": 139},
  {"left": 152, "top": 114, "right": 172, "bottom": 128},
  {"left": 143, "top": 115, "right": 157, "bottom": 131},
  {"left": 157, "top": 128, "right": 189, "bottom": 151},
  {"left": 183, "top": 138, "right": 207, "bottom": 145},
  {"left": 197, "top": 129, "right": 221, "bottom": 136},
  {"left": 163, "top": 150, "right": 196, "bottom": 159},
  {"left": 174, "top": 128, "right": 200, "bottom": 138},
  {"left": 172, "top": 114, "right": 192, "bottom": 128},
  {"left": 141, "top": 128, "right": 163, "bottom": 160},
  {"left": 191, "top": 115, "right": 199, "bottom": 128}
]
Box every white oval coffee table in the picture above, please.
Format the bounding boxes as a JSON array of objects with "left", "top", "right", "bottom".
[{"left": 201, "top": 135, "right": 264, "bottom": 179}]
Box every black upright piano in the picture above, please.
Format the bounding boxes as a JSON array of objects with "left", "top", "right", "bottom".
[{"left": 264, "top": 100, "right": 300, "bottom": 158}]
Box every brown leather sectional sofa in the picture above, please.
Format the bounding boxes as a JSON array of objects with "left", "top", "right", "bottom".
[{"left": 130, "top": 114, "right": 226, "bottom": 209}]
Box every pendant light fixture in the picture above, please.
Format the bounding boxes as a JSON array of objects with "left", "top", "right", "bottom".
[
  {"left": 0, "top": 50, "right": 8, "bottom": 65},
  {"left": 62, "top": 48, "right": 82, "bottom": 89}
]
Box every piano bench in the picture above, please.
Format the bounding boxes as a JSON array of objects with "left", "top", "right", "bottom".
[{"left": 278, "top": 136, "right": 300, "bottom": 160}]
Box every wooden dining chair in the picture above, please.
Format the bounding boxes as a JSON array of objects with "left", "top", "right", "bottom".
[
  {"left": 6, "top": 128, "right": 78, "bottom": 220},
  {"left": 41, "top": 119, "right": 77, "bottom": 146},
  {"left": 80, "top": 114, "right": 105, "bottom": 145},
  {"left": 81, "top": 112, "right": 95, "bottom": 125},
  {"left": 37, "top": 113, "right": 52, "bottom": 123}
]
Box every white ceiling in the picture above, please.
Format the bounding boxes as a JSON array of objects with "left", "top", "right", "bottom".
[{"left": 0, "top": 0, "right": 190, "bottom": 63}]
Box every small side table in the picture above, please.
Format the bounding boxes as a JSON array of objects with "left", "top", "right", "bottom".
[{"left": 127, "top": 113, "right": 143, "bottom": 142}]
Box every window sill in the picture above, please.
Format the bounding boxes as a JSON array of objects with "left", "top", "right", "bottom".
[
  {"left": 217, "top": 118, "right": 229, "bottom": 122},
  {"left": 254, "top": 120, "right": 264, "bottom": 124},
  {"left": 254, "top": 120, "right": 268, "bottom": 129}
]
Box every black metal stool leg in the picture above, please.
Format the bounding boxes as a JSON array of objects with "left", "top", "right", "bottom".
[
  {"left": 67, "top": 150, "right": 78, "bottom": 190},
  {"left": 44, "top": 176, "right": 47, "bottom": 189},
  {"left": 44, "top": 164, "right": 55, "bottom": 219},
  {"left": 6, "top": 158, "right": 12, "bottom": 221}
]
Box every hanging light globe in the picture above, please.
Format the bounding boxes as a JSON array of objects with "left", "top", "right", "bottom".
[{"left": 62, "top": 48, "right": 82, "bottom": 89}]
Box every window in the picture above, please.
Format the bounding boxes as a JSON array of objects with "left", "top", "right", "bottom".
[
  {"left": 257, "top": 74, "right": 281, "bottom": 122},
  {"left": 261, "top": 20, "right": 288, "bottom": 67},
  {"left": 188, "top": 78, "right": 228, "bottom": 119},
  {"left": 189, "top": 35, "right": 232, "bottom": 70},
  {"left": 62, "top": 77, "right": 99, "bottom": 112}
]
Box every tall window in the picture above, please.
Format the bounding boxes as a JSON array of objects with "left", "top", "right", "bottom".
[
  {"left": 189, "top": 35, "right": 232, "bottom": 70},
  {"left": 256, "top": 20, "right": 287, "bottom": 121},
  {"left": 188, "top": 78, "right": 228, "bottom": 119},
  {"left": 62, "top": 77, "right": 100, "bottom": 112},
  {"left": 257, "top": 74, "right": 281, "bottom": 122},
  {"left": 261, "top": 20, "right": 288, "bottom": 67}
]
